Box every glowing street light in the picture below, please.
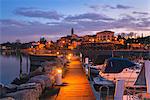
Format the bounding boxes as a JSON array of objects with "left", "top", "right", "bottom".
[
  {"left": 62, "top": 41, "right": 65, "bottom": 43},
  {"left": 69, "top": 53, "right": 72, "bottom": 57},
  {"left": 56, "top": 68, "right": 62, "bottom": 85},
  {"left": 67, "top": 56, "right": 71, "bottom": 60},
  {"left": 56, "top": 52, "right": 60, "bottom": 55},
  {"left": 57, "top": 68, "right": 62, "bottom": 74},
  {"left": 48, "top": 42, "right": 51, "bottom": 44},
  {"left": 67, "top": 53, "right": 73, "bottom": 60}
]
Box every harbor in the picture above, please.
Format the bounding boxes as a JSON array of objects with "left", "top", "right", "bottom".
[
  {"left": 1, "top": 1, "right": 150, "bottom": 99},
  {"left": 0, "top": 49, "right": 150, "bottom": 100}
]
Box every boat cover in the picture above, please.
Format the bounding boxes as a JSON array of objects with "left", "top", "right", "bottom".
[{"left": 102, "top": 57, "right": 136, "bottom": 73}]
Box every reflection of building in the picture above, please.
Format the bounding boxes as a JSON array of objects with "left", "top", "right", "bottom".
[{"left": 96, "top": 31, "right": 114, "bottom": 42}]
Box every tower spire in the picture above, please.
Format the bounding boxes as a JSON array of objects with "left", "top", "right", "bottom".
[{"left": 71, "top": 28, "right": 74, "bottom": 35}]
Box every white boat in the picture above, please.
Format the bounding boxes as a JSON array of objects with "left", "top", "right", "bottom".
[
  {"left": 93, "top": 76, "right": 114, "bottom": 86},
  {"left": 99, "top": 57, "right": 141, "bottom": 87}
]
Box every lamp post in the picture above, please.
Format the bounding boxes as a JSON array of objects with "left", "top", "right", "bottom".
[
  {"left": 127, "top": 43, "right": 129, "bottom": 49},
  {"left": 56, "top": 68, "right": 62, "bottom": 85},
  {"left": 80, "top": 53, "right": 82, "bottom": 62},
  {"left": 85, "top": 57, "right": 89, "bottom": 75},
  {"left": 56, "top": 51, "right": 60, "bottom": 55},
  {"left": 67, "top": 53, "right": 73, "bottom": 60}
]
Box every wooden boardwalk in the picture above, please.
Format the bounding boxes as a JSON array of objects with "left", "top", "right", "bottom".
[{"left": 56, "top": 56, "right": 95, "bottom": 100}]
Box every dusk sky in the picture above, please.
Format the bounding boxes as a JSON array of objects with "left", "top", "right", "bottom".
[{"left": 0, "top": 0, "right": 150, "bottom": 43}]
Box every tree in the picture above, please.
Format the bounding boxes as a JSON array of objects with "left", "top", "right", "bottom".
[
  {"left": 120, "top": 33, "right": 126, "bottom": 38},
  {"left": 127, "top": 32, "right": 134, "bottom": 38},
  {"left": 16, "top": 39, "right": 21, "bottom": 44},
  {"left": 40, "top": 37, "right": 47, "bottom": 44}
]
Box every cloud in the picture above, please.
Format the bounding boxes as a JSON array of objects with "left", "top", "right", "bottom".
[
  {"left": 14, "top": 7, "right": 63, "bottom": 20},
  {"left": 103, "top": 4, "right": 132, "bottom": 10},
  {"left": 0, "top": 19, "right": 27, "bottom": 27},
  {"left": 133, "top": 11, "right": 149, "bottom": 15},
  {"left": 1, "top": 13, "right": 150, "bottom": 43},
  {"left": 88, "top": 4, "right": 131, "bottom": 11},
  {"left": 89, "top": 5, "right": 100, "bottom": 11},
  {"left": 64, "top": 13, "right": 114, "bottom": 21},
  {"left": 103, "top": 5, "right": 116, "bottom": 9},
  {"left": 116, "top": 4, "right": 132, "bottom": 9}
]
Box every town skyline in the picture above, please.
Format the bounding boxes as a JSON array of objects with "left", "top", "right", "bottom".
[
  {"left": 1, "top": 0, "right": 150, "bottom": 43},
  {"left": 0, "top": 29, "right": 149, "bottom": 44}
]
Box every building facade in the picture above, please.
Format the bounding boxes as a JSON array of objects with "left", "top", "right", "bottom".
[{"left": 96, "top": 31, "right": 114, "bottom": 42}]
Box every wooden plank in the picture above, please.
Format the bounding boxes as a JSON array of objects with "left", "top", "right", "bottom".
[{"left": 56, "top": 56, "right": 95, "bottom": 100}]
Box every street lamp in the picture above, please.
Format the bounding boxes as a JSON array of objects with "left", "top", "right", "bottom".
[
  {"left": 69, "top": 53, "right": 72, "bottom": 57},
  {"left": 56, "top": 51, "right": 60, "bottom": 55},
  {"left": 57, "top": 68, "right": 62, "bottom": 74},
  {"left": 67, "top": 53, "right": 73, "bottom": 60},
  {"left": 56, "top": 68, "right": 62, "bottom": 85},
  {"left": 127, "top": 43, "right": 130, "bottom": 49}
]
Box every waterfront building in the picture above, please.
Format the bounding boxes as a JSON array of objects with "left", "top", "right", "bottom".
[
  {"left": 0, "top": 42, "right": 13, "bottom": 50},
  {"left": 96, "top": 31, "right": 114, "bottom": 42},
  {"left": 57, "top": 28, "right": 81, "bottom": 49},
  {"left": 0, "top": 45, "right": 7, "bottom": 50},
  {"left": 82, "top": 35, "right": 96, "bottom": 43},
  {"left": 128, "top": 43, "right": 144, "bottom": 49},
  {"left": 45, "top": 41, "right": 53, "bottom": 49}
]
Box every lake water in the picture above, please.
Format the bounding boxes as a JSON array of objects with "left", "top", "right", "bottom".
[{"left": 0, "top": 53, "right": 30, "bottom": 85}]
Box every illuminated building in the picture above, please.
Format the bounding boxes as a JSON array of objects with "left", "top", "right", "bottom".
[{"left": 96, "top": 31, "right": 114, "bottom": 42}]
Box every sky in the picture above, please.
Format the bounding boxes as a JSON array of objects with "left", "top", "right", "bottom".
[{"left": 0, "top": 0, "right": 150, "bottom": 43}]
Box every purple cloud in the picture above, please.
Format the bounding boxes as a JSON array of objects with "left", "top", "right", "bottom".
[
  {"left": 89, "top": 5, "right": 100, "bottom": 11},
  {"left": 0, "top": 19, "right": 27, "bottom": 27},
  {"left": 1, "top": 13, "right": 150, "bottom": 43},
  {"left": 103, "top": 5, "right": 116, "bottom": 9},
  {"left": 103, "top": 4, "right": 132, "bottom": 10},
  {"left": 133, "top": 11, "right": 149, "bottom": 15},
  {"left": 15, "top": 7, "right": 63, "bottom": 20},
  {"left": 116, "top": 4, "right": 132, "bottom": 9},
  {"left": 64, "top": 13, "right": 114, "bottom": 21}
]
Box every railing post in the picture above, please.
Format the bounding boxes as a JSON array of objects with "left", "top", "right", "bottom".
[
  {"left": 84, "top": 57, "right": 89, "bottom": 75},
  {"left": 114, "top": 80, "right": 125, "bottom": 100},
  {"left": 88, "top": 65, "right": 91, "bottom": 80},
  {"left": 80, "top": 52, "right": 82, "bottom": 62},
  {"left": 85, "top": 57, "right": 89, "bottom": 64},
  {"left": 145, "top": 60, "right": 150, "bottom": 93},
  {"left": 99, "top": 85, "right": 109, "bottom": 100}
]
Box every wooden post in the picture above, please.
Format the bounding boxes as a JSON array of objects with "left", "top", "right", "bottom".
[
  {"left": 111, "top": 50, "right": 114, "bottom": 57},
  {"left": 20, "top": 54, "right": 23, "bottom": 78},
  {"left": 26, "top": 55, "right": 29, "bottom": 73},
  {"left": 80, "top": 53, "right": 82, "bottom": 62}
]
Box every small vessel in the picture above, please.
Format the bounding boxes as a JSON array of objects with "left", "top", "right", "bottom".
[{"left": 99, "top": 57, "right": 141, "bottom": 87}]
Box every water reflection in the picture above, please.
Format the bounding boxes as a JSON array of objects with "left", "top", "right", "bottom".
[{"left": 0, "top": 52, "right": 30, "bottom": 85}]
